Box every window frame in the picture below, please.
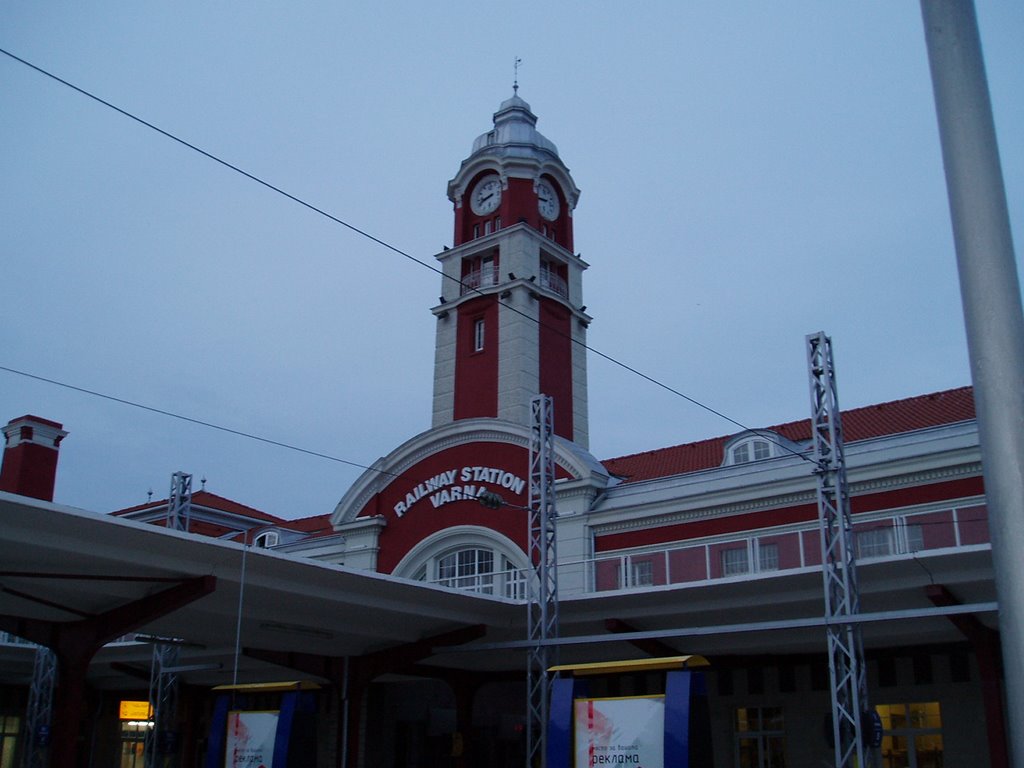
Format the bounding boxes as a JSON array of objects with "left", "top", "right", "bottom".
[
  {"left": 721, "top": 546, "right": 750, "bottom": 576},
  {"left": 392, "top": 526, "right": 530, "bottom": 600},
  {"left": 473, "top": 317, "right": 485, "bottom": 352},
  {"left": 254, "top": 531, "right": 279, "bottom": 548},
  {"left": 876, "top": 701, "right": 943, "bottom": 768},
  {"left": 734, "top": 706, "right": 786, "bottom": 768},
  {"left": 724, "top": 433, "right": 786, "bottom": 466}
]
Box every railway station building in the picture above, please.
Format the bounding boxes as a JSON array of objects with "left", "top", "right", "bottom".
[{"left": 0, "top": 93, "right": 1006, "bottom": 768}]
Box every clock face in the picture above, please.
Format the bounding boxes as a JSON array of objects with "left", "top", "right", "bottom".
[
  {"left": 470, "top": 175, "right": 502, "bottom": 215},
  {"left": 537, "top": 179, "right": 560, "bottom": 221}
]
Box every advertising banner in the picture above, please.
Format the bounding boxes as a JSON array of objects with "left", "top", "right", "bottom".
[
  {"left": 574, "top": 696, "right": 664, "bottom": 768},
  {"left": 226, "top": 710, "right": 279, "bottom": 768}
]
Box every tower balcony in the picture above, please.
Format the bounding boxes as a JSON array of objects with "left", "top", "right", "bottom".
[
  {"left": 460, "top": 264, "right": 501, "bottom": 294},
  {"left": 539, "top": 270, "right": 568, "bottom": 299}
]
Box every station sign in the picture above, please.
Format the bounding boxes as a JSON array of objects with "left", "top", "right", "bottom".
[{"left": 118, "top": 701, "right": 153, "bottom": 721}]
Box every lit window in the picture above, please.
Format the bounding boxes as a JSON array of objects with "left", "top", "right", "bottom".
[
  {"left": 722, "top": 547, "right": 749, "bottom": 576},
  {"left": 119, "top": 720, "right": 150, "bottom": 767},
  {"left": 474, "top": 318, "right": 485, "bottom": 351},
  {"left": 877, "top": 702, "right": 943, "bottom": 767},
  {"left": 735, "top": 707, "right": 786, "bottom": 768},
  {"left": 1, "top": 714, "right": 21, "bottom": 768}
]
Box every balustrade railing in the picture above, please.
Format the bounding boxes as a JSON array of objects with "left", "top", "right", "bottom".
[
  {"left": 461, "top": 264, "right": 500, "bottom": 294},
  {"left": 539, "top": 271, "right": 568, "bottom": 298},
  {"left": 590, "top": 503, "right": 989, "bottom": 591}
]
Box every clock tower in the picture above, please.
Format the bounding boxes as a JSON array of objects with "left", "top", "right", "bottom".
[{"left": 431, "top": 93, "right": 590, "bottom": 447}]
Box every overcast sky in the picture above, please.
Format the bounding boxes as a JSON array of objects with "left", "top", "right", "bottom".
[{"left": 2, "top": 2, "right": 1021, "bottom": 520}]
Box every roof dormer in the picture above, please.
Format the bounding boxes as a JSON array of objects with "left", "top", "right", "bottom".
[{"left": 723, "top": 431, "right": 801, "bottom": 466}]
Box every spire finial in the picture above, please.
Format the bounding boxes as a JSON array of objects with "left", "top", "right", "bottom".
[{"left": 513, "top": 56, "right": 522, "bottom": 95}]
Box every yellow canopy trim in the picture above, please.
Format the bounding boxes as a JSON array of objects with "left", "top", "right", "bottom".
[{"left": 548, "top": 655, "right": 709, "bottom": 676}]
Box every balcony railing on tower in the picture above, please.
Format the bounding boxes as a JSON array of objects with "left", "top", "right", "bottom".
[
  {"left": 461, "top": 263, "right": 500, "bottom": 294},
  {"left": 539, "top": 270, "right": 568, "bottom": 298}
]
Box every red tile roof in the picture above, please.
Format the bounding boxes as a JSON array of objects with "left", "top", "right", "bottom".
[
  {"left": 600, "top": 386, "right": 975, "bottom": 484},
  {"left": 112, "top": 492, "right": 337, "bottom": 538},
  {"left": 282, "top": 514, "right": 336, "bottom": 537},
  {"left": 112, "top": 490, "right": 289, "bottom": 525}
]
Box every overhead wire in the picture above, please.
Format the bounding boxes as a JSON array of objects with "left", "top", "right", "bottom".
[{"left": 0, "top": 47, "right": 813, "bottom": 468}]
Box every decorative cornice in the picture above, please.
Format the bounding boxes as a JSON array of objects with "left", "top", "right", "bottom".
[
  {"left": 850, "top": 462, "right": 981, "bottom": 494},
  {"left": 591, "top": 462, "right": 983, "bottom": 536}
]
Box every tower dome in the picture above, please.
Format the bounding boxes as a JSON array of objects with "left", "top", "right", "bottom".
[
  {"left": 469, "top": 94, "right": 560, "bottom": 161},
  {"left": 448, "top": 93, "right": 580, "bottom": 239}
]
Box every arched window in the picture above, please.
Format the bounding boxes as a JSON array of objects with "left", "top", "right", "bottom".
[
  {"left": 725, "top": 434, "right": 779, "bottom": 465},
  {"left": 253, "top": 531, "right": 279, "bottom": 548},
  {"left": 437, "top": 548, "right": 494, "bottom": 593},
  {"left": 394, "top": 527, "right": 529, "bottom": 599}
]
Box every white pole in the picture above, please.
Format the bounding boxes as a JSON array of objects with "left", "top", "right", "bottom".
[{"left": 920, "top": 2, "right": 1023, "bottom": 765}]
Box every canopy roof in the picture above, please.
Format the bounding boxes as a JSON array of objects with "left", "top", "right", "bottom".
[{"left": 0, "top": 490, "right": 996, "bottom": 690}]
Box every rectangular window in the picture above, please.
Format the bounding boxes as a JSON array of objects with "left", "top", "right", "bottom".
[
  {"left": 480, "top": 254, "right": 495, "bottom": 286},
  {"left": 757, "top": 543, "right": 779, "bottom": 572},
  {"left": 539, "top": 257, "right": 569, "bottom": 298},
  {"left": 735, "top": 707, "right": 786, "bottom": 768},
  {"left": 473, "top": 223, "right": 480, "bottom": 239},
  {"left": 461, "top": 252, "right": 499, "bottom": 294},
  {"left": 722, "top": 546, "right": 749, "bottom": 576},
  {"left": 474, "top": 319, "right": 485, "bottom": 352},
  {"left": 857, "top": 526, "right": 894, "bottom": 558},
  {"left": 495, "top": 216, "right": 501, "bottom": 230},
  {"left": 877, "top": 702, "right": 943, "bottom": 768},
  {"left": 503, "top": 557, "right": 526, "bottom": 599},
  {"left": 905, "top": 523, "right": 924, "bottom": 553},
  {"left": 0, "top": 714, "right": 21, "bottom": 768},
  {"left": 753, "top": 439, "right": 772, "bottom": 460},
  {"left": 630, "top": 559, "right": 654, "bottom": 587},
  {"left": 484, "top": 220, "right": 492, "bottom": 235}
]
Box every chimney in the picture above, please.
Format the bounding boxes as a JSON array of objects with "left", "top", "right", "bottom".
[{"left": 0, "top": 415, "right": 68, "bottom": 502}]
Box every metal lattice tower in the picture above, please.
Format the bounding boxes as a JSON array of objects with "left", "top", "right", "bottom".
[
  {"left": 166, "top": 472, "right": 192, "bottom": 532},
  {"left": 807, "top": 332, "right": 870, "bottom": 768},
  {"left": 144, "top": 642, "right": 180, "bottom": 768},
  {"left": 22, "top": 646, "right": 57, "bottom": 768},
  {"left": 526, "top": 394, "right": 558, "bottom": 768}
]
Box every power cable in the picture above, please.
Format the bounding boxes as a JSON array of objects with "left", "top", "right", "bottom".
[
  {"left": 0, "top": 364, "right": 375, "bottom": 474},
  {"left": 0, "top": 47, "right": 810, "bottom": 464}
]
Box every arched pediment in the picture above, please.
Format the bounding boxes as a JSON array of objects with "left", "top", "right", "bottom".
[{"left": 331, "top": 418, "right": 607, "bottom": 526}]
